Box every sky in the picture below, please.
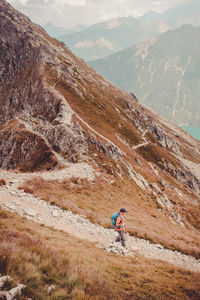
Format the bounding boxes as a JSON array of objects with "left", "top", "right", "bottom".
[{"left": 7, "top": 0, "right": 187, "bottom": 28}]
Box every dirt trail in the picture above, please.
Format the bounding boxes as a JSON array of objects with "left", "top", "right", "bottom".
[{"left": 0, "top": 167, "right": 200, "bottom": 273}]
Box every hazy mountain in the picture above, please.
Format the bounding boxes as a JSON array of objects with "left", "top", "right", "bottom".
[
  {"left": 59, "top": 16, "right": 138, "bottom": 61},
  {"left": 1, "top": 1, "right": 200, "bottom": 298},
  {"left": 138, "top": 10, "right": 161, "bottom": 23},
  {"left": 139, "top": 0, "right": 200, "bottom": 28},
  {"left": 43, "top": 22, "right": 72, "bottom": 38},
  {"left": 59, "top": 16, "right": 171, "bottom": 61},
  {"left": 58, "top": 0, "right": 200, "bottom": 62},
  {"left": 43, "top": 22, "right": 87, "bottom": 39},
  {"left": 90, "top": 25, "right": 200, "bottom": 127},
  {"left": 162, "top": 0, "right": 200, "bottom": 27}
]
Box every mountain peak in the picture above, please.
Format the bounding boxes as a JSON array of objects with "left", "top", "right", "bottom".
[{"left": 138, "top": 9, "right": 160, "bottom": 23}]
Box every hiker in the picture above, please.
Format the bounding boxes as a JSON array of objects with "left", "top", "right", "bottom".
[{"left": 115, "top": 208, "right": 128, "bottom": 247}]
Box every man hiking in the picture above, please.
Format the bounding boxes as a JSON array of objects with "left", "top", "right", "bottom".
[{"left": 115, "top": 208, "right": 128, "bottom": 247}]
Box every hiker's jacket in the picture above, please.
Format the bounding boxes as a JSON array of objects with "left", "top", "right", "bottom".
[{"left": 116, "top": 215, "right": 125, "bottom": 231}]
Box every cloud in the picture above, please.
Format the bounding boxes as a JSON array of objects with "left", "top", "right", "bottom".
[
  {"left": 7, "top": 0, "right": 187, "bottom": 28},
  {"left": 55, "top": 0, "right": 86, "bottom": 6},
  {"left": 8, "top": 0, "right": 28, "bottom": 4},
  {"left": 9, "top": 0, "right": 86, "bottom": 7}
]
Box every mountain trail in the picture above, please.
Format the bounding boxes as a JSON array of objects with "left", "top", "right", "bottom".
[
  {"left": 132, "top": 141, "right": 149, "bottom": 150},
  {"left": 0, "top": 169, "right": 200, "bottom": 273}
]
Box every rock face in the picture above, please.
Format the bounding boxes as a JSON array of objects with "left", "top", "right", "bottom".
[
  {"left": 0, "top": 119, "right": 57, "bottom": 171},
  {"left": 0, "top": 0, "right": 200, "bottom": 206},
  {"left": 0, "top": 275, "right": 26, "bottom": 300},
  {"left": 90, "top": 24, "right": 200, "bottom": 127}
]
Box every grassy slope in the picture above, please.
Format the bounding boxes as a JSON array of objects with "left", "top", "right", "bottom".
[
  {"left": 0, "top": 207, "right": 200, "bottom": 300},
  {"left": 20, "top": 176, "right": 200, "bottom": 259}
]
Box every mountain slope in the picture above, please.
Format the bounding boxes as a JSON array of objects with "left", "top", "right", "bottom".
[
  {"left": 90, "top": 24, "right": 200, "bottom": 127},
  {"left": 1, "top": 0, "right": 200, "bottom": 202},
  {"left": 1, "top": 204, "right": 200, "bottom": 299},
  {"left": 1, "top": 0, "right": 200, "bottom": 290}
]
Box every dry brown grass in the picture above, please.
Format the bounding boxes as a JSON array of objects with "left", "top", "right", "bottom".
[
  {"left": 19, "top": 176, "right": 200, "bottom": 259},
  {"left": 136, "top": 143, "right": 182, "bottom": 170},
  {"left": 44, "top": 62, "right": 142, "bottom": 151},
  {"left": 0, "top": 206, "right": 200, "bottom": 300}
]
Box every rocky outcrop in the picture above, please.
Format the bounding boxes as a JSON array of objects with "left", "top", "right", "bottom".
[
  {"left": 160, "top": 159, "right": 200, "bottom": 196},
  {"left": 0, "top": 119, "right": 57, "bottom": 171},
  {"left": 104, "top": 242, "right": 134, "bottom": 256},
  {"left": 125, "top": 106, "right": 180, "bottom": 153},
  {"left": 0, "top": 275, "right": 26, "bottom": 300}
]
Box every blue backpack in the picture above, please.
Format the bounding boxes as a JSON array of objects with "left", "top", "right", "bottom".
[{"left": 111, "top": 212, "right": 119, "bottom": 227}]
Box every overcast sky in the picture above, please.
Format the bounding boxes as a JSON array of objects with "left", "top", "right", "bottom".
[{"left": 7, "top": 0, "right": 187, "bottom": 28}]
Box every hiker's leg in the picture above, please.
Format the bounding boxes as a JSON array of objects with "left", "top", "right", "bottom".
[
  {"left": 115, "top": 231, "right": 121, "bottom": 242},
  {"left": 121, "top": 230, "right": 126, "bottom": 247}
]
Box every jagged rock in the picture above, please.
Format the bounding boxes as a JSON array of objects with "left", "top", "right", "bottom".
[
  {"left": 0, "top": 291, "right": 7, "bottom": 299},
  {"left": 25, "top": 209, "right": 37, "bottom": 217},
  {"left": 130, "top": 92, "right": 138, "bottom": 102},
  {"left": 135, "top": 157, "right": 142, "bottom": 166},
  {"left": 0, "top": 275, "right": 26, "bottom": 300},
  {"left": 6, "top": 284, "right": 26, "bottom": 300},
  {"left": 161, "top": 159, "right": 200, "bottom": 196},
  {"left": 4, "top": 203, "right": 17, "bottom": 210},
  {"left": 47, "top": 285, "right": 55, "bottom": 295},
  {"left": 154, "top": 244, "right": 164, "bottom": 249},
  {"left": 0, "top": 276, "right": 11, "bottom": 290},
  {"left": 0, "top": 120, "right": 58, "bottom": 171},
  {"left": 150, "top": 183, "right": 162, "bottom": 193},
  {"left": 52, "top": 210, "right": 59, "bottom": 217},
  {"left": 160, "top": 180, "right": 166, "bottom": 187}
]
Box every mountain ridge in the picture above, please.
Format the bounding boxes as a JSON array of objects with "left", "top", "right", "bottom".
[
  {"left": 59, "top": 15, "right": 171, "bottom": 61},
  {"left": 90, "top": 24, "right": 200, "bottom": 127}
]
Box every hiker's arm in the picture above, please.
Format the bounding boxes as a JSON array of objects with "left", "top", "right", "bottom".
[
  {"left": 116, "top": 217, "right": 125, "bottom": 229},
  {"left": 116, "top": 217, "right": 122, "bottom": 227},
  {"left": 116, "top": 219, "right": 121, "bottom": 227}
]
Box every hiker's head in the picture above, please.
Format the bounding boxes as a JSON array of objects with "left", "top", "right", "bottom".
[{"left": 120, "top": 208, "right": 128, "bottom": 215}]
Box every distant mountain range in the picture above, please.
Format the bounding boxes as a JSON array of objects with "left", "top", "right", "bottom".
[
  {"left": 58, "top": 0, "right": 200, "bottom": 61},
  {"left": 59, "top": 16, "right": 171, "bottom": 61},
  {"left": 90, "top": 25, "right": 200, "bottom": 127},
  {"left": 138, "top": 0, "right": 200, "bottom": 27},
  {"left": 160, "top": 0, "right": 200, "bottom": 27},
  {"left": 43, "top": 22, "right": 86, "bottom": 39}
]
